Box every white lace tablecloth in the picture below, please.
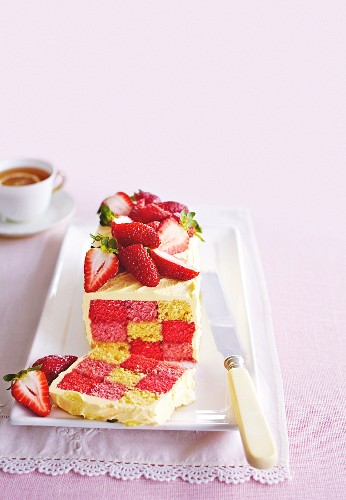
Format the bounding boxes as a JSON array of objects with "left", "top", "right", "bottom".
[
  {"left": 0, "top": 417, "right": 289, "bottom": 483},
  {"left": 0, "top": 221, "right": 290, "bottom": 484}
]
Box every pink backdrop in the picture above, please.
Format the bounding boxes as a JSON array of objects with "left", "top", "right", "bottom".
[{"left": 0, "top": 1, "right": 345, "bottom": 498}]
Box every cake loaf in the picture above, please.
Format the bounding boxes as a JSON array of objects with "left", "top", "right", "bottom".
[{"left": 82, "top": 190, "right": 203, "bottom": 362}]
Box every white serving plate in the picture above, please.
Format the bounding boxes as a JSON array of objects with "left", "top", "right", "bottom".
[{"left": 10, "top": 206, "right": 275, "bottom": 431}]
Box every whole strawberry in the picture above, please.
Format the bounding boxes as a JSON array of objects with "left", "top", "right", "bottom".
[
  {"left": 134, "top": 189, "right": 161, "bottom": 205},
  {"left": 147, "top": 221, "right": 160, "bottom": 231},
  {"left": 111, "top": 222, "right": 160, "bottom": 248},
  {"left": 119, "top": 244, "right": 160, "bottom": 287},
  {"left": 158, "top": 201, "right": 189, "bottom": 214},
  {"left": 32, "top": 355, "right": 78, "bottom": 384},
  {"left": 3, "top": 367, "right": 51, "bottom": 417},
  {"left": 130, "top": 203, "right": 171, "bottom": 223}
]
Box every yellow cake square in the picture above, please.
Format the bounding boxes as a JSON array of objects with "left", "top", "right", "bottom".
[
  {"left": 127, "top": 321, "right": 162, "bottom": 342},
  {"left": 107, "top": 367, "right": 145, "bottom": 387}
]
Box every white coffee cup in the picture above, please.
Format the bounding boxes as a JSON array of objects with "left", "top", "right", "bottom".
[{"left": 0, "top": 158, "right": 65, "bottom": 222}]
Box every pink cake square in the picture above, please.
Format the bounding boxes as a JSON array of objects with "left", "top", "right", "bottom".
[
  {"left": 135, "top": 374, "right": 177, "bottom": 394},
  {"left": 120, "top": 354, "right": 159, "bottom": 374},
  {"left": 125, "top": 300, "right": 158, "bottom": 322},
  {"left": 161, "top": 321, "right": 195, "bottom": 343},
  {"left": 57, "top": 371, "right": 97, "bottom": 393},
  {"left": 162, "top": 342, "right": 194, "bottom": 362},
  {"left": 89, "top": 300, "right": 127, "bottom": 323},
  {"left": 75, "top": 358, "right": 115, "bottom": 381},
  {"left": 130, "top": 339, "right": 163, "bottom": 360},
  {"left": 152, "top": 361, "right": 186, "bottom": 380},
  {"left": 89, "top": 380, "right": 128, "bottom": 400},
  {"left": 91, "top": 321, "right": 127, "bottom": 342}
]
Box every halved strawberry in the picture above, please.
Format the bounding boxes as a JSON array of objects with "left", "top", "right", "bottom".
[
  {"left": 136, "top": 198, "right": 146, "bottom": 208},
  {"left": 32, "top": 355, "right": 78, "bottom": 384},
  {"left": 119, "top": 244, "right": 160, "bottom": 287},
  {"left": 134, "top": 190, "right": 161, "bottom": 204},
  {"left": 150, "top": 249, "right": 199, "bottom": 281},
  {"left": 111, "top": 222, "right": 160, "bottom": 248},
  {"left": 3, "top": 367, "right": 51, "bottom": 417},
  {"left": 158, "top": 201, "right": 189, "bottom": 213},
  {"left": 157, "top": 218, "right": 189, "bottom": 254},
  {"left": 84, "top": 247, "right": 119, "bottom": 292},
  {"left": 112, "top": 215, "right": 133, "bottom": 224},
  {"left": 102, "top": 192, "right": 133, "bottom": 216},
  {"left": 130, "top": 203, "right": 171, "bottom": 223}
]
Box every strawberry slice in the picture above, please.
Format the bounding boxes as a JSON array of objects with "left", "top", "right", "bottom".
[
  {"left": 84, "top": 247, "right": 119, "bottom": 292},
  {"left": 158, "top": 201, "right": 189, "bottom": 213},
  {"left": 134, "top": 190, "right": 161, "bottom": 204},
  {"left": 157, "top": 217, "right": 189, "bottom": 254},
  {"left": 98, "top": 205, "right": 132, "bottom": 228},
  {"left": 130, "top": 203, "right": 171, "bottom": 223},
  {"left": 111, "top": 222, "right": 160, "bottom": 248},
  {"left": 102, "top": 192, "right": 133, "bottom": 216},
  {"left": 3, "top": 367, "right": 51, "bottom": 417},
  {"left": 150, "top": 249, "right": 199, "bottom": 281},
  {"left": 112, "top": 215, "right": 133, "bottom": 224},
  {"left": 119, "top": 244, "right": 160, "bottom": 287},
  {"left": 32, "top": 355, "right": 78, "bottom": 384}
]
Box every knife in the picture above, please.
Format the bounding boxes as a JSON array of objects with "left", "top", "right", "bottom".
[{"left": 201, "top": 272, "right": 277, "bottom": 470}]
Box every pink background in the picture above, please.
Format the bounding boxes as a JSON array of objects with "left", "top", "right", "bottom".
[{"left": 0, "top": 1, "right": 345, "bottom": 498}]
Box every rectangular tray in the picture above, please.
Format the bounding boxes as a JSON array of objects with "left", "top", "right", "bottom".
[{"left": 10, "top": 206, "right": 278, "bottom": 431}]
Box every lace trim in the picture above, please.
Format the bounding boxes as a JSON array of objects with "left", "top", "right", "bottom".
[{"left": 0, "top": 458, "right": 290, "bottom": 484}]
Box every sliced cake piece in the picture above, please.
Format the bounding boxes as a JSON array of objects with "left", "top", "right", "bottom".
[{"left": 49, "top": 344, "right": 195, "bottom": 426}]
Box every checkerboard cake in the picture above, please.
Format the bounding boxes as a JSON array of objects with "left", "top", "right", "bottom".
[
  {"left": 50, "top": 190, "right": 203, "bottom": 426},
  {"left": 83, "top": 234, "right": 201, "bottom": 362},
  {"left": 82, "top": 190, "right": 203, "bottom": 363},
  {"left": 49, "top": 344, "right": 195, "bottom": 425}
]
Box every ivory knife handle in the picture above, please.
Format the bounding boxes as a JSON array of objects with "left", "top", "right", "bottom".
[{"left": 227, "top": 366, "right": 277, "bottom": 469}]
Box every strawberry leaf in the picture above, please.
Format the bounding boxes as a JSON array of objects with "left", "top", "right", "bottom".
[
  {"left": 3, "top": 365, "right": 42, "bottom": 388},
  {"left": 180, "top": 211, "right": 205, "bottom": 242},
  {"left": 3, "top": 373, "right": 17, "bottom": 382},
  {"left": 97, "top": 204, "right": 115, "bottom": 226},
  {"left": 90, "top": 233, "right": 119, "bottom": 254}
]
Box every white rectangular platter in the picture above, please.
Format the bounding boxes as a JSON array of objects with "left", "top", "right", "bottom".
[{"left": 10, "top": 206, "right": 281, "bottom": 431}]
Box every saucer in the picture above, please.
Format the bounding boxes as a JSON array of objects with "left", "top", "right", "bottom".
[{"left": 0, "top": 190, "right": 75, "bottom": 237}]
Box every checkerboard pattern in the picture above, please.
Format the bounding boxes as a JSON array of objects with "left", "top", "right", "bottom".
[
  {"left": 87, "top": 299, "right": 197, "bottom": 361},
  {"left": 57, "top": 348, "right": 187, "bottom": 407}
]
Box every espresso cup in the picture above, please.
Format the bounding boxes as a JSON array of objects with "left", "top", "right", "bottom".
[{"left": 0, "top": 158, "right": 65, "bottom": 222}]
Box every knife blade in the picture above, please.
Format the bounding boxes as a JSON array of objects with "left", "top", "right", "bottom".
[{"left": 201, "top": 272, "right": 277, "bottom": 470}]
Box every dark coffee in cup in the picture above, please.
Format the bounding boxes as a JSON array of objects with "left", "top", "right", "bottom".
[{"left": 0, "top": 166, "right": 50, "bottom": 186}]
